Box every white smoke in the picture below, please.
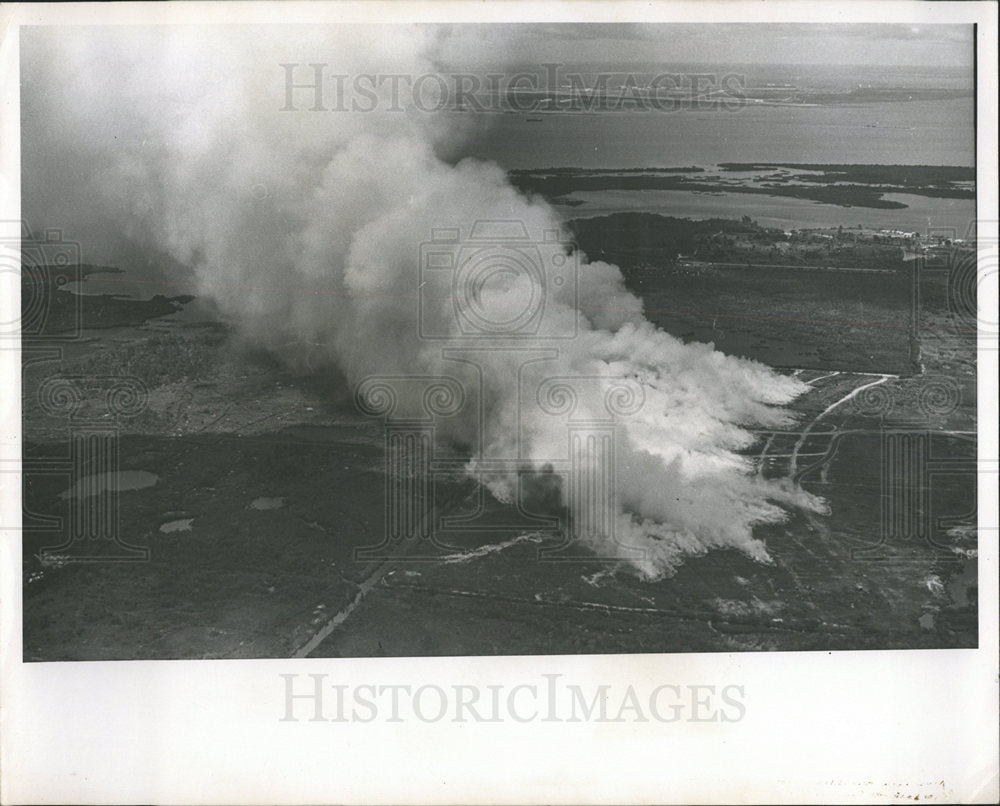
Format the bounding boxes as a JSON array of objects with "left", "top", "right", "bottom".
[{"left": 21, "top": 25, "right": 826, "bottom": 579}]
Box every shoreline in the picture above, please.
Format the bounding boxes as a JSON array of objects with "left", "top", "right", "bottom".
[{"left": 511, "top": 163, "right": 975, "bottom": 211}]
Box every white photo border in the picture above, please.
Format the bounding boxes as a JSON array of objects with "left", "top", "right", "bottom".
[{"left": 1, "top": 2, "right": 997, "bottom": 804}]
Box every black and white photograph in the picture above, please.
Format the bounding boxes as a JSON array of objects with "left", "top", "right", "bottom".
[{"left": 1, "top": 1, "right": 997, "bottom": 803}]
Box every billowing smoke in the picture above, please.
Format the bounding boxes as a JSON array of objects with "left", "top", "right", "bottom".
[{"left": 22, "top": 25, "right": 826, "bottom": 578}]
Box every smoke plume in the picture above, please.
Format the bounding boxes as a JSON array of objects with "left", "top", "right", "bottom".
[{"left": 21, "top": 25, "right": 826, "bottom": 578}]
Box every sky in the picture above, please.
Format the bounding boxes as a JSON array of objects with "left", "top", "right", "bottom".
[{"left": 434, "top": 23, "right": 975, "bottom": 69}]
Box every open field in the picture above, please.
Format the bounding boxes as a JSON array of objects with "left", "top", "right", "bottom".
[
  {"left": 571, "top": 212, "right": 919, "bottom": 373},
  {"left": 20, "top": 218, "right": 978, "bottom": 659}
]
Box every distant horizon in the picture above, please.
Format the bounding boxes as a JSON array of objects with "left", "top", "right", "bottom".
[
  {"left": 493, "top": 60, "right": 973, "bottom": 71},
  {"left": 432, "top": 23, "right": 975, "bottom": 71},
  {"left": 439, "top": 60, "right": 975, "bottom": 84}
]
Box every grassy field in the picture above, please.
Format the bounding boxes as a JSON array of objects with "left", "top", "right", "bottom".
[
  {"left": 572, "top": 213, "right": 916, "bottom": 373},
  {"left": 19, "top": 215, "right": 977, "bottom": 659}
]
